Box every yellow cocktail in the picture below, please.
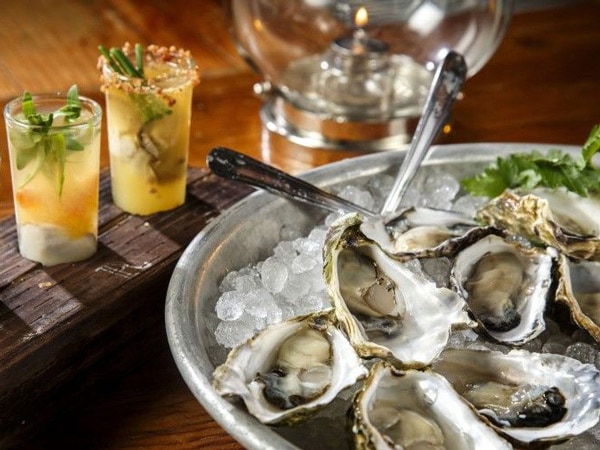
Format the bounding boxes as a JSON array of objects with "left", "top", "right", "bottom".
[
  {"left": 4, "top": 87, "right": 102, "bottom": 266},
  {"left": 100, "top": 43, "right": 199, "bottom": 215}
]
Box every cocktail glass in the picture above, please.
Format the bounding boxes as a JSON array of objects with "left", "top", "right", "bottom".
[
  {"left": 4, "top": 88, "right": 102, "bottom": 266},
  {"left": 100, "top": 44, "right": 199, "bottom": 215}
]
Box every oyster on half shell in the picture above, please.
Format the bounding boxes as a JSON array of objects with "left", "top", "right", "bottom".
[
  {"left": 350, "top": 361, "right": 513, "bottom": 450},
  {"left": 450, "top": 232, "right": 555, "bottom": 345},
  {"left": 359, "top": 206, "right": 480, "bottom": 258},
  {"left": 212, "top": 310, "right": 367, "bottom": 425},
  {"left": 432, "top": 348, "right": 600, "bottom": 447},
  {"left": 323, "top": 213, "right": 473, "bottom": 368},
  {"left": 556, "top": 254, "right": 600, "bottom": 344},
  {"left": 477, "top": 188, "right": 600, "bottom": 261}
]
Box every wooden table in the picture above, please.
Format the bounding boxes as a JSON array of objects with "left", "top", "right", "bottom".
[{"left": 1, "top": 0, "right": 599, "bottom": 448}]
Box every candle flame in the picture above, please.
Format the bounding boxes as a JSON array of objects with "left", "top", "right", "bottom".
[{"left": 355, "top": 7, "right": 368, "bottom": 28}]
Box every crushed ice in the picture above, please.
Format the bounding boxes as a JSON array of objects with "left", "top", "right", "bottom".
[{"left": 214, "top": 167, "right": 481, "bottom": 348}]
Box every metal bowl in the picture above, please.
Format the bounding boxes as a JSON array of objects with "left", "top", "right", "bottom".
[{"left": 165, "top": 143, "right": 573, "bottom": 450}]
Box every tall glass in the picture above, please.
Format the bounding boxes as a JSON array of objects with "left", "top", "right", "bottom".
[
  {"left": 4, "top": 90, "right": 102, "bottom": 266},
  {"left": 100, "top": 44, "right": 199, "bottom": 215}
]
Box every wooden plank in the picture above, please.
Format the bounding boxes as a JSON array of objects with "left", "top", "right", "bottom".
[{"left": 0, "top": 167, "right": 253, "bottom": 446}]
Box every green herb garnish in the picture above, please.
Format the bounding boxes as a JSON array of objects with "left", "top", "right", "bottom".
[
  {"left": 99, "top": 44, "right": 172, "bottom": 124},
  {"left": 461, "top": 125, "right": 600, "bottom": 198},
  {"left": 13, "top": 85, "right": 87, "bottom": 197}
]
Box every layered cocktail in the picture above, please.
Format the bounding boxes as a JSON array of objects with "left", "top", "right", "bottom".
[{"left": 4, "top": 86, "right": 102, "bottom": 265}]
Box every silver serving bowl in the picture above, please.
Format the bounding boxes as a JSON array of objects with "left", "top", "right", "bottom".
[{"left": 165, "top": 143, "right": 574, "bottom": 450}]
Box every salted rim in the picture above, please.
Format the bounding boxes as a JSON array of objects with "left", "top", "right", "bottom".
[{"left": 98, "top": 43, "right": 200, "bottom": 105}]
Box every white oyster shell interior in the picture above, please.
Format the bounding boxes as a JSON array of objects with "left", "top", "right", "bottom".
[
  {"left": 451, "top": 233, "right": 554, "bottom": 345},
  {"left": 533, "top": 188, "right": 600, "bottom": 237},
  {"left": 212, "top": 312, "right": 367, "bottom": 425},
  {"left": 352, "top": 362, "right": 512, "bottom": 450},
  {"left": 433, "top": 348, "right": 600, "bottom": 446},
  {"left": 325, "top": 213, "right": 473, "bottom": 368},
  {"left": 556, "top": 255, "right": 600, "bottom": 343}
]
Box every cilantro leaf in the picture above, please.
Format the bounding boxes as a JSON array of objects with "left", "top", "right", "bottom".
[
  {"left": 461, "top": 125, "right": 600, "bottom": 198},
  {"left": 461, "top": 159, "right": 510, "bottom": 197}
]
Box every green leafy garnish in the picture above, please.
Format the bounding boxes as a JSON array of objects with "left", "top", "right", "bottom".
[
  {"left": 583, "top": 124, "right": 600, "bottom": 164},
  {"left": 13, "top": 85, "right": 86, "bottom": 197},
  {"left": 461, "top": 125, "right": 600, "bottom": 198},
  {"left": 99, "top": 44, "right": 172, "bottom": 124}
]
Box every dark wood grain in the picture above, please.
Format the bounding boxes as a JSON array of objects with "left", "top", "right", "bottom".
[
  {"left": 0, "top": 169, "right": 253, "bottom": 448},
  {"left": 1, "top": 0, "right": 600, "bottom": 448}
]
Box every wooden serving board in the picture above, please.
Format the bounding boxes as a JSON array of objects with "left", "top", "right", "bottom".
[{"left": 0, "top": 167, "right": 253, "bottom": 445}]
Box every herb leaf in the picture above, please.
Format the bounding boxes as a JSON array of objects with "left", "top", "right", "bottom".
[
  {"left": 22, "top": 91, "right": 53, "bottom": 131},
  {"left": 461, "top": 125, "right": 600, "bottom": 197},
  {"left": 583, "top": 124, "right": 600, "bottom": 165},
  {"left": 132, "top": 92, "right": 172, "bottom": 124},
  {"left": 15, "top": 85, "right": 85, "bottom": 197},
  {"left": 54, "top": 85, "right": 82, "bottom": 122},
  {"left": 50, "top": 133, "right": 67, "bottom": 197}
]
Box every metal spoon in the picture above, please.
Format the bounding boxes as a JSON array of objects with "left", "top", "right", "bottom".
[
  {"left": 206, "top": 147, "right": 378, "bottom": 220},
  {"left": 207, "top": 146, "right": 479, "bottom": 236},
  {"left": 380, "top": 50, "right": 467, "bottom": 217}
]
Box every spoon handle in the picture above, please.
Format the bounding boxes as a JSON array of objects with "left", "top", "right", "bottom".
[
  {"left": 380, "top": 51, "right": 467, "bottom": 218},
  {"left": 207, "top": 147, "right": 378, "bottom": 219}
]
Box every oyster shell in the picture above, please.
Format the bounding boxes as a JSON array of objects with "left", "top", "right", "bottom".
[
  {"left": 360, "top": 206, "right": 480, "bottom": 257},
  {"left": 324, "top": 213, "right": 473, "bottom": 368},
  {"left": 477, "top": 188, "right": 600, "bottom": 261},
  {"left": 212, "top": 310, "right": 367, "bottom": 425},
  {"left": 351, "top": 361, "right": 513, "bottom": 449},
  {"left": 432, "top": 348, "right": 600, "bottom": 446},
  {"left": 388, "top": 207, "right": 477, "bottom": 254},
  {"left": 450, "top": 232, "right": 555, "bottom": 345},
  {"left": 556, "top": 254, "right": 600, "bottom": 344}
]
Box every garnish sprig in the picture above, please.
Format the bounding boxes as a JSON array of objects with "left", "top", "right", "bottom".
[
  {"left": 98, "top": 43, "right": 173, "bottom": 125},
  {"left": 99, "top": 44, "right": 146, "bottom": 79},
  {"left": 461, "top": 125, "right": 600, "bottom": 198},
  {"left": 583, "top": 124, "right": 600, "bottom": 164},
  {"left": 15, "top": 85, "right": 87, "bottom": 197}
]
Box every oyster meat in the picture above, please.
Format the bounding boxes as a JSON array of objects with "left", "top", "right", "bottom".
[
  {"left": 477, "top": 188, "right": 600, "bottom": 261},
  {"left": 450, "top": 232, "right": 555, "bottom": 345},
  {"left": 351, "top": 361, "right": 513, "bottom": 449},
  {"left": 212, "top": 311, "right": 367, "bottom": 425},
  {"left": 432, "top": 348, "right": 600, "bottom": 446},
  {"left": 556, "top": 254, "right": 600, "bottom": 344},
  {"left": 324, "top": 213, "right": 473, "bottom": 368}
]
